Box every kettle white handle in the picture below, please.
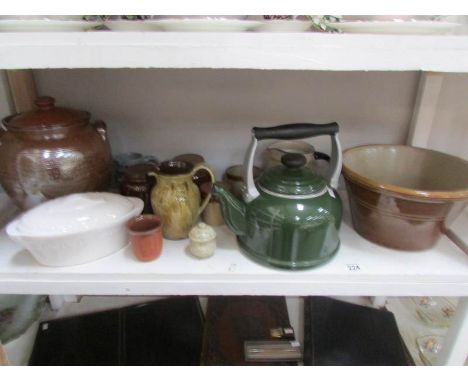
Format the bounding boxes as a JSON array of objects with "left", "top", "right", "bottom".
[
  {"left": 328, "top": 133, "right": 343, "bottom": 189},
  {"left": 243, "top": 135, "right": 260, "bottom": 202}
]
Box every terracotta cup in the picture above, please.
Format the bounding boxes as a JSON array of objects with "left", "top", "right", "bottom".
[{"left": 127, "top": 215, "right": 163, "bottom": 261}]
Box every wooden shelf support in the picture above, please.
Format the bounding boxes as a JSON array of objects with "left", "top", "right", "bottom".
[{"left": 6, "top": 69, "right": 37, "bottom": 112}]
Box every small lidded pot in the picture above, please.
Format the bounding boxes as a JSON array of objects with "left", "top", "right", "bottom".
[{"left": 188, "top": 222, "right": 217, "bottom": 259}]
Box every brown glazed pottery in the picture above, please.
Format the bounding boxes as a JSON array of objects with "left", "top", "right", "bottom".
[
  {"left": 223, "top": 164, "right": 262, "bottom": 199},
  {"left": 173, "top": 153, "right": 213, "bottom": 189},
  {"left": 0, "top": 96, "right": 112, "bottom": 210},
  {"left": 114, "top": 152, "right": 158, "bottom": 185},
  {"left": 200, "top": 181, "right": 224, "bottom": 226},
  {"left": 149, "top": 160, "right": 215, "bottom": 240},
  {"left": 120, "top": 163, "right": 158, "bottom": 214},
  {"left": 342, "top": 145, "right": 468, "bottom": 251},
  {"left": 127, "top": 214, "right": 163, "bottom": 262}
]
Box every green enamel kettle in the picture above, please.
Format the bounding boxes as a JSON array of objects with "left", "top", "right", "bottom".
[{"left": 213, "top": 123, "right": 343, "bottom": 270}]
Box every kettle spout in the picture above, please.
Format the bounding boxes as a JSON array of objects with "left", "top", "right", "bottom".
[{"left": 212, "top": 183, "right": 247, "bottom": 236}]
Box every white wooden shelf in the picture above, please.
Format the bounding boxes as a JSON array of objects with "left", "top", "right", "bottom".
[
  {"left": 0, "top": 190, "right": 466, "bottom": 296},
  {"left": 1, "top": 32, "right": 468, "bottom": 72},
  {"left": 1, "top": 29, "right": 467, "bottom": 365}
]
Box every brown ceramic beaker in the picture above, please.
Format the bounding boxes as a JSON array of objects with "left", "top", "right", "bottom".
[{"left": 127, "top": 215, "right": 163, "bottom": 262}]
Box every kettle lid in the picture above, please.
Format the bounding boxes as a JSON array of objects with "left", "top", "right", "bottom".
[{"left": 257, "top": 153, "right": 327, "bottom": 198}]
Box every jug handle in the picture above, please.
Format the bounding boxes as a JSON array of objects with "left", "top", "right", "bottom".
[
  {"left": 191, "top": 164, "right": 216, "bottom": 218},
  {"left": 314, "top": 151, "right": 330, "bottom": 162},
  {"left": 147, "top": 171, "right": 159, "bottom": 183},
  {"left": 92, "top": 120, "right": 108, "bottom": 142},
  {"left": 0, "top": 124, "right": 6, "bottom": 142},
  {"left": 244, "top": 123, "right": 342, "bottom": 202}
]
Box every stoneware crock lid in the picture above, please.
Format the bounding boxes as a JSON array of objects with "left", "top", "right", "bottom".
[
  {"left": 258, "top": 153, "right": 327, "bottom": 198},
  {"left": 3, "top": 96, "right": 90, "bottom": 131},
  {"left": 15, "top": 192, "right": 138, "bottom": 235}
]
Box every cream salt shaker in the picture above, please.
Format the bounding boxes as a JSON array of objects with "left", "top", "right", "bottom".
[{"left": 188, "top": 222, "right": 217, "bottom": 259}]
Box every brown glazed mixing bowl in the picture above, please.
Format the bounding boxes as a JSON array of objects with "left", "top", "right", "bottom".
[{"left": 342, "top": 145, "right": 468, "bottom": 251}]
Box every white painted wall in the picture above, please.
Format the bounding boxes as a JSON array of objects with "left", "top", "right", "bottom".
[
  {"left": 428, "top": 73, "right": 468, "bottom": 160},
  {"left": 34, "top": 69, "right": 419, "bottom": 178}
]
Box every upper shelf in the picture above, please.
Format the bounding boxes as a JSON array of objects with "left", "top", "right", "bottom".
[{"left": 1, "top": 32, "right": 468, "bottom": 72}]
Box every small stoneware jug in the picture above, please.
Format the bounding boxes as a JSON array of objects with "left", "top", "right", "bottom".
[{"left": 149, "top": 160, "right": 215, "bottom": 240}]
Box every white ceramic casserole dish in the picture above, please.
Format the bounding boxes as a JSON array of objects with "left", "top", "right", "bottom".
[{"left": 6, "top": 192, "right": 144, "bottom": 267}]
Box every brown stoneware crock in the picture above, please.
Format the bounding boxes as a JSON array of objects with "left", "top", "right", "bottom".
[
  {"left": 342, "top": 145, "right": 468, "bottom": 251},
  {"left": 0, "top": 96, "right": 112, "bottom": 209}
]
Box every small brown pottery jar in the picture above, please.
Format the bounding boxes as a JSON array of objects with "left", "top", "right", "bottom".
[
  {"left": 149, "top": 160, "right": 215, "bottom": 240},
  {"left": 120, "top": 163, "right": 158, "bottom": 214},
  {"left": 0, "top": 96, "right": 113, "bottom": 209}
]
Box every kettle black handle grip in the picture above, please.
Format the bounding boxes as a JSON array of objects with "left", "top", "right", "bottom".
[
  {"left": 252, "top": 122, "right": 339, "bottom": 141},
  {"left": 244, "top": 122, "right": 343, "bottom": 200}
]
